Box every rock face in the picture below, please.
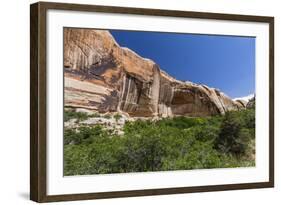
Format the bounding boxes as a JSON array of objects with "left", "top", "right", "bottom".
[
  {"left": 246, "top": 97, "right": 255, "bottom": 109},
  {"left": 64, "top": 28, "right": 245, "bottom": 117}
]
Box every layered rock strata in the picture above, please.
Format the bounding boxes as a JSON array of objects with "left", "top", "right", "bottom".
[{"left": 64, "top": 28, "right": 245, "bottom": 117}]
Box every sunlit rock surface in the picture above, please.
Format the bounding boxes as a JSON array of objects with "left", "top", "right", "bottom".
[{"left": 64, "top": 28, "right": 245, "bottom": 117}]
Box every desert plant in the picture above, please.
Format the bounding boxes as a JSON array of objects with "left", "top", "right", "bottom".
[
  {"left": 64, "top": 109, "right": 255, "bottom": 176},
  {"left": 64, "top": 110, "right": 89, "bottom": 122},
  {"left": 113, "top": 113, "right": 122, "bottom": 122}
]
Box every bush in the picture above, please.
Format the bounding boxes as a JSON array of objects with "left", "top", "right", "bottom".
[
  {"left": 215, "top": 110, "right": 254, "bottom": 156},
  {"left": 113, "top": 113, "right": 122, "bottom": 122},
  {"left": 64, "top": 110, "right": 89, "bottom": 122},
  {"left": 103, "top": 114, "right": 111, "bottom": 119},
  {"left": 88, "top": 113, "right": 101, "bottom": 118},
  {"left": 64, "top": 109, "right": 255, "bottom": 176}
]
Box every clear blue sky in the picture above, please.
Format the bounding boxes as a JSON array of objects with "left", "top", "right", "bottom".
[{"left": 110, "top": 30, "right": 255, "bottom": 99}]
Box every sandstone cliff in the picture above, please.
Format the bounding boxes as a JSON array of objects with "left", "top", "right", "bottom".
[{"left": 64, "top": 28, "right": 245, "bottom": 117}]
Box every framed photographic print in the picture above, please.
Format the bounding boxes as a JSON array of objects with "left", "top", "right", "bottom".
[{"left": 30, "top": 1, "right": 274, "bottom": 202}]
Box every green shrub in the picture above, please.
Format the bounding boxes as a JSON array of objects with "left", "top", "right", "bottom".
[
  {"left": 103, "top": 114, "right": 111, "bottom": 119},
  {"left": 64, "top": 110, "right": 89, "bottom": 122},
  {"left": 88, "top": 113, "right": 101, "bottom": 118},
  {"left": 64, "top": 129, "right": 82, "bottom": 145},
  {"left": 156, "top": 116, "right": 207, "bottom": 129},
  {"left": 64, "top": 108, "right": 255, "bottom": 176},
  {"left": 113, "top": 113, "right": 122, "bottom": 122},
  {"left": 215, "top": 110, "right": 254, "bottom": 156}
]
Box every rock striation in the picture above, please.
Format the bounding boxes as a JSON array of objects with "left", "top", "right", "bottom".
[{"left": 64, "top": 28, "right": 245, "bottom": 117}]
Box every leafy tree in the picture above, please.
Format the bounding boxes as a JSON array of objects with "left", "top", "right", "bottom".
[
  {"left": 64, "top": 109, "right": 255, "bottom": 176},
  {"left": 215, "top": 111, "right": 252, "bottom": 156}
]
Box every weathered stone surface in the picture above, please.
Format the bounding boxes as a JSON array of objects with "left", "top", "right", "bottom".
[
  {"left": 235, "top": 99, "right": 248, "bottom": 108},
  {"left": 64, "top": 28, "right": 245, "bottom": 117},
  {"left": 233, "top": 94, "right": 255, "bottom": 109},
  {"left": 246, "top": 97, "right": 255, "bottom": 109}
]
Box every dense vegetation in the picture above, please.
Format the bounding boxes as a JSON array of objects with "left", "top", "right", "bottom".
[{"left": 64, "top": 108, "right": 255, "bottom": 176}]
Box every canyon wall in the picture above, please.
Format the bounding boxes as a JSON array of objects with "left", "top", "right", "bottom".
[{"left": 64, "top": 28, "right": 245, "bottom": 117}]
